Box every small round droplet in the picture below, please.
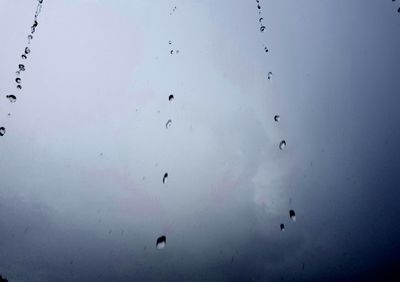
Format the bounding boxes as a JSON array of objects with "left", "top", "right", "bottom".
[
  {"left": 264, "top": 46, "right": 269, "bottom": 53},
  {"left": 166, "top": 119, "right": 172, "bottom": 129},
  {"left": 259, "top": 17, "right": 263, "bottom": 23},
  {"left": 19, "top": 64, "right": 25, "bottom": 71},
  {"left": 16, "top": 78, "right": 21, "bottom": 84},
  {"left": 268, "top": 72, "right": 273, "bottom": 80},
  {"left": 163, "top": 172, "right": 168, "bottom": 184},
  {"left": 17, "top": 85, "right": 22, "bottom": 90},
  {"left": 25, "top": 47, "right": 31, "bottom": 54},
  {"left": 260, "top": 26, "right": 266, "bottom": 32},
  {"left": 156, "top": 235, "right": 166, "bottom": 249},
  {"left": 168, "top": 40, "right": 172, "bottom": 45},
  {"left": 0, "top": 127, "right": 6, "bottom": 136},
  {"left": 6, "top": 95, "right": 16, "bottom": 103},
  {"left": 170, "top": 50, "right": 174, "bottom": 55},
  {"left": 21, "top": 54, "right": 27, "bottom": 60},
  {"left": 280, "top": 224, "right": 285, "bottom": 231},
  {"left": 168, "top": 94, "right": 174, "bottom": 101},
  {"left": 289, "top": 210, "right": 296, "bottom": 221},
  {"left": 279, "top": 140, "right": 286, "bottom": 150},
  {"left": 257, "top": 4, "right": 261, "bottom": 9},
  {"left": 274, "top": 115, "right": 280, "bottom": 122}
]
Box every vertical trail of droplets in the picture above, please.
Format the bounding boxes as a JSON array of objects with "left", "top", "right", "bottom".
[
  {"left": 156, "top": 3, "right": 179, "bottom": 250},
  {"left": 1, "top": 0, "right": 44, "bottom": 137},
  {"left": 255, "top": 0, "right": 294, "bottom": 230}
]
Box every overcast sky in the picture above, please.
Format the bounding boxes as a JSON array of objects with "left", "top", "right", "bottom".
[{"left": 0, "top": 0, "right": 400, "bottom": 281}]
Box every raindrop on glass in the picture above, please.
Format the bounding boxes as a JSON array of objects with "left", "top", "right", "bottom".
[
  {"left": 259, "top": 17, "right": 263, "bottom": 23},
  {"left": 21, "top": 54, "right": 27, "bottom": 60},
  {"left": 163, "top": 172, "right": 168, "bottom": 184},
  {"left": 156, "top": 235, "right": 166, "bottom": 249},
  {"left": 16, "top": 71, "right": 20, "bottom": 76},
  {"left": 15, "top": 78, "right": 21, "bottom": 84},
  {"left": 19, "top": 64, "right": 25, "bottom": 71},
  {"left": 169, "top": 94, "right": 174, "bottom": 101},
  {"left": 166, "top": 119, "right": 172, "bottom": 129},
  {"left": 268, "top": 72, "right": 273, "bottom": 80},
  {"left": 264, "top": 46, "right": 269, "bottom": 53},
  {"left": 0, "top": 127, "right": 5, "bottom": 136},
  {"left": 257, "top": 4, "right": 261, "bottom": 9},
  {"left": 25, "top": 47, "right": 31, "bottom": 54},
  {"left": 6, "top": 95, "right": 16, "bottom": 103},
  {"left": 289, "top": 210, "right": 296, "bottom": 221},
  {"left": 260, "top": 26, "right": 266, "bottom": 32},
  {"left": 28, "top": 35, "right": 33, "bottom": 44},
  {"left": 279, "top": 140, "right": 286, "bottom": 150},
  {"left": 170, "top": 50, "right": 174, "bottom": 55},
  {"left": 280, "top": 224, "right": 285, "bottom": 231},
  {"left": 17, "top": 85, "right": 22, "bottom": 90},
  {"left": 274, "top": 115, "right": 280, "bottom": 122},
  {"left": 168, "top": 40, "right": 172, "bottom": 45}
]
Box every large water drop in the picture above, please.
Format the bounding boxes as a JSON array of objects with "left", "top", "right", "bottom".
[
  {"left": 279, "top": 140, "right": 286, "bottom": 150},
  {"left": 156, "top": 235, "right": 166, "bottom": 249},
  {"left": 289, "top": 210, "right": 296, "bottom": 221},
  {"left": 6, "top": 95, "right": 16, "bottom": 103},
  {"left": 0, "top": 127, "right": 5, "bottom": 136}
]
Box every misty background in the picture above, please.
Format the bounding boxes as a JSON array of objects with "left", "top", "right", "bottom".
[{"left": 0, "top": 0, "right": 400, "bottom": 281}]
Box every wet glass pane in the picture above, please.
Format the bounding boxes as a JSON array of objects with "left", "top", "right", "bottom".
[{"left": 0, "top": 0, "right": 399, "bottom": 281}]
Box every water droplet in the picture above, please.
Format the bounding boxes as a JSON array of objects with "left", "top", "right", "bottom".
[
  {"left": 156, "top": 235, "right": 166, "bottom": 249},
  {"left": 279, "top": 140, "right": 286, "bottom": 150},
  {"left": 259, "top": 17, "right": 263, "bottom": 23},
  {"left": 19, "top": 64, "right": 25, "bottom": 71},
  {"left": 16, "top": 71, "right": 20, "bottom": 76},
  {"left": 176, "top": 50, "right": 180, "bottom": 54},
  {"left": 280, "top": 224, "right": 285, "bottom": 231},
  {"left": 8, "top": 113, "right": 11, "bottom": 116},
  {"left": 28, "top": 35, "right": 33, "bottom": 44},
  {"left": 163, "top": 172, "right": 168, "bottom": 184},
  {"left": 264, "top": 46, "right": 269, "bottom": 53},
  {"left": 17, "top": 85, "right": 22, "bottom": 90},
  {"left": 260, "top": 26, "right": 266, "bottom": 32},
  {"left": 398, "top": 7, "right": 400, "bottom": 13},
  {"left": 168, "top": 40, "right": 172, "bottom": 45},
  {"left": 289, "top": 210, "right": 296, "bottom": 221},
  {"left": 274, "top": 115, "right": 280, "bottom": 122},
  {"left": 38, "top": 0, "right": 43, "bottom": 4},
  {"left": 6, "top": 95, "right": 16, "bottom": 103},
  {"left": 166, "top": 119, "right": 172, "bottom": 129},
  {"left": 169, "top": 94, "right": 174, "bottom": 101},
  {"left": 257, "top": 4, "right": 261, "bottom": 9},
  {"left": 268, "top": 72, "right": 273, "bottom": 80},
  {"left": 170, "top": 50, "right": 174, "bottom": 55},
  {"left": 15, "top": 78, "right": 21, "bottom": 84},
  {"left": 25, "top": 47, "right": 31, "bottom": 54},
  {"left": 21, "top": 54, "right": 27, "bottom": 60},
  {"left": 0, "top": 127, "right": 5, "bottom": 136}
]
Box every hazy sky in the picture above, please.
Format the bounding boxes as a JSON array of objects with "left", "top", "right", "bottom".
[{"left": 0, "top": 0, "right": 400, "bottom": 281}]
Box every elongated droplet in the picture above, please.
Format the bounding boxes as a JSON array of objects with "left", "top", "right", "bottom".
[
  {"left": 19, "top": 64, "right": 25, "bottom": 71},
  {"left": 259, "top": 17, "right": 263, "bottom": 23},
  {"left": 163, "top": 172, "right": 168, "bottom": 184},
  {"left": 257, "top": 4, "right": 261, "bottom": 9},
  {"left": 289, "top": 210, "right": 296, "bottom": 221},
  {"left": 274, "top": 115, "right": 280, "bottom": 122},
  {"left": 169, "top": 94, "right": 174, "bottom": 101},
  {"left": 166, "top": 119, "right": 172, "bottom": 129},
  {"left": 268, "top": 72, "right": 273, "bottom": 80},
  {"left": 170, "top": 50, "right": 174, "bottom": 55},
  {"left": 156, "top": 235, "right": 166, "bottom": 249},
  {"left": 260, "top": 26, "right": 266, "bottom": 32},
  {"left": 280, "top": 224, "right": 285, "bottom": 231},
  {"left": 25, "top": 47, "right": 31, "bottom": 54},
  {"left": 6, "top": 95, "right": 16, "bottom": 103},
  {"left": 279, "top": 140, "right": 286, "bottom": 150},
  {"left": 16, "top": 78, "right": 21, "bottom": 84},
  {"left": 0, "top": 127, "right": 5, "bottom": 136}
]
